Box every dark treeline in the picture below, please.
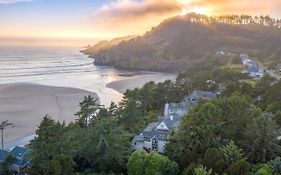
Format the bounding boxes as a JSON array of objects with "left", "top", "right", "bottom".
[
  {"left": 184, "top": 13, "right": 281, "bottom": 28},
  {"left": 15, "top": 57, "right": 281, "bottom": 175}
]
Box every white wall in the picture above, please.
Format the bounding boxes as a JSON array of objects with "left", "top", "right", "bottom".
[
  {"left": 157, "top": 140, "right": 167, "bottom": 153},
  {"left": 144, "top": 141, "right": 152, "bottom": 150},
  {"left": 134, "top": 141, "right": 144, "bottom": 151}
]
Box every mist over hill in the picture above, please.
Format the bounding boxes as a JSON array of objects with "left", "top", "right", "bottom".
[
  {"left": 83, "top": 13, "right": 281, "bottom": 72},
  {"left": 82, "top": 35, "right": 137, "bottom": 55}
]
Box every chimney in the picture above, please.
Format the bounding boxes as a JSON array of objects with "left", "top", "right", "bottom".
[
  {"left": 170, "top": 115, "right": 174, "bottom": 121},
  {"left": 164, "top": 103, "right": 169, "bottom": 117}
]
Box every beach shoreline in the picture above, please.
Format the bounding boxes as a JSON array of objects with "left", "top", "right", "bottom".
[
  {"left": 1, "top": 71, "right": 177, "bottom": 149},
  {"left": 0, "top": 83, "right": 97, "bottom": 149},
  {"left": 106, "top": 72, "right": 177, "bottom": 94}
]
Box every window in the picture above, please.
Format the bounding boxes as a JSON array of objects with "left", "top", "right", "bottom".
[
  {"left": 144, "top": 136, "right": 150, "bottom": 141},
  {"left": 152, "top": 139, "right": 157, "bottom": 150}
]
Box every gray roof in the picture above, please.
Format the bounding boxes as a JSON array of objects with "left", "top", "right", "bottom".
[
  {"left": 141, "top": 115, "right": 181, "bottom": 141},
  {"left": 0, "top": 147, "right": 30, "bottom": 168},
  {"left": 247, "top": 65, "right": 261, "bottom": 73},
  {"left": 143, "top": 122, "right": 158, "bottom": 132},
  {"left": 159, "top": 115, "right": 181, "bottom": 129},
  {"left": 12, "top": 157, "right": 30, "bottom": 167},
  {"left": 168, "top": 102, "right": 189, "bottom": 110},
  {"left": 133, "top": 134, "right": 144, "bottom": 142},
  {"left": 144, "top": 129, "right": 170, "bottom": 141},
  {"left": 167, "top": 91, "right": 217, "bottom": 114},
  {"left": 11, "top": 146, "right": 30, "bottom": 158},
  {"left": 189, "top": 90, "right": 217, "bottom": 100}
]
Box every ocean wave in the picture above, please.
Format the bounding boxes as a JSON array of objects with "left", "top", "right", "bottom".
[
  {"left": 0, "top": 68, "right": 96, "bottom": 78},
  {"left": 0, "top": 47, "right": 97, "bottom": 80},
  {"left": 0, "top": 61, "right": 95, "bottom": 71}
]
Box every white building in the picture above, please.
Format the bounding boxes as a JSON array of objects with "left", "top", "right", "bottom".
[
  {"left": 133, "top": 90, "right": 218, "bottom": 153},
  {"left": 247, "top": 66, "right": 264, "bottom": 78},
  {"left": 240, "top": 54, "right": 264, "bottom": 78},
  {"left": 216, "top": 49, "right": 225, "bottom": 55}
]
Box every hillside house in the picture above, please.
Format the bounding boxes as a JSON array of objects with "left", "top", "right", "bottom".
[
  {"left": 216, "top": 49, "right": 225, "bottom": 55},
  {"left": 133, "top": 90, "right": 218, "bottom": 153},
  {"left": 0, "top": 146, "right": 31, "bottom": 174},
  {"left": 247, "top": 66, "right": 264, "bottom": 78},
  {"left": 240, "top": 54, "right": 264, "bottom": 78},
  {"left": 164, "top": 90, "right": 218, "bottom": 117}
]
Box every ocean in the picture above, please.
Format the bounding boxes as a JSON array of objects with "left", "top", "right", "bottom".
[
  {"left": 0, "top": 46, "right": 177, "bottom": 149},
  {"left": 0, "top": 46, "right": 124, "bottom": 106}
]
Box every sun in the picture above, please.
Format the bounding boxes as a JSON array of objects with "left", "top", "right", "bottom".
[
  {"left": 179, "top": 0, "right": 190, "bottom": 3},
  {"left": 180, "top": 7, "right": 212, "bottom": 16},
  {"left": 178, "top": 0, "right": 212, "bottom": 16}
]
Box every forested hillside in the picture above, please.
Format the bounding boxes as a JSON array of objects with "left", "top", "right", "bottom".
[
  {"left": 82, "top": 35, "right": 136, "bottom": 56},
  {"left": 83, "top": 13, "right": 281, "bottom": 72}
]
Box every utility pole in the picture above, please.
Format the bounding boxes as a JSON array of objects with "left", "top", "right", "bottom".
[{"left": 0, "top": 120, "right": 13, "bottom": 150}]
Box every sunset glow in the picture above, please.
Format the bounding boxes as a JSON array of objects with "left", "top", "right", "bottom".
[
  {"left": 181, "top": 7, "right": 212, "bottom": 16},
  {"left": 0, "top": 0, "right": 281, "bottom": 46}
]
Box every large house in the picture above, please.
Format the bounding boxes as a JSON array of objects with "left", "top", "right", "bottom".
[
  {"left": 164, "top": 90, "right": 218, "bottom": 117},
  {"left": 0, "top": 146, "right": 31, "bottom": 174},
  {"left": 133, "top": 90, "right": 218, "bottom": 153},
  {"left": 241, "top": 54, "right": 264, "bottom": 78},
  {"left": 216, "top": 49, "right": 225, "bottom": 55},
  {"left": 247, "top": 65, "right": 264, "bottom": 78}
]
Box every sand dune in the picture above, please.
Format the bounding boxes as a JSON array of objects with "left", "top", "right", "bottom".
[{"left": 0, "top": 83, "right": 97, "bottom": 145}]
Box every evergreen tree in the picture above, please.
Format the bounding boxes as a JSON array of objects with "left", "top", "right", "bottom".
[
  {"left": 118, "top": 99, "right": 142, "bottom": 132},
  {"left": 29, "top": 115, "right": 65, "bottom": 174},
  {"left": 200, "top": 148, "right": 225, "bottom": 174},
  {"left": 46, "top": 154, "right": 74, "bottom": 175},
  {"left": 165, "top": 102, "right": 220, "bottom": 168},
  {"left": 219, "top": 141, "right": 244, "bottom": 166},
  {"left": 268, "top": 157, "right": 281, "bottom": 175},
  {"left": 79, "top": 117, "right": 130, "bottom": 173},
  {"left": 75, "top": 95, "right": 101, "bottom": 127}
]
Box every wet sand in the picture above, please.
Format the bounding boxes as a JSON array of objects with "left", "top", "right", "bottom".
[
  {"left": 0, "top": 83, "right": 97, "bottom": 145},
  {"left": 106, "top": 73, "right": 177, "bottom": 93},
  {"left": 0, "top": 72, "right": 176, "bottom": 149}
]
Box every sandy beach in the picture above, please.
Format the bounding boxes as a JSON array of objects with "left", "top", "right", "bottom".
[
  {"left": 106, "top": 72, "right": 177, "bottom": 93},
  {"left": 0, "top": 83, "right": 97, "bottom": 146},
  {"left": 0, "top": 47, "right": 177, "bottom": 150}
]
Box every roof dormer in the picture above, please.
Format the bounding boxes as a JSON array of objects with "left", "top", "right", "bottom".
[{"left": 156, "top": 122, "right": 169, "bottom": 131}]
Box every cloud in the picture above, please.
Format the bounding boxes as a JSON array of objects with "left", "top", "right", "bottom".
[
  {"left": 89, "top": 0, "right": 281, "bottom": 37},
  {"left": 89, "top": 0, "right": 185, "bottom": 37},
  {"left": 0, "top": 0, "right": 31, "bottom": 4},
  {"left": 96, "top": 0, "right": 183, "bottom": 19}
]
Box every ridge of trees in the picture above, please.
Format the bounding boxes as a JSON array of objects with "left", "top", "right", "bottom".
[{"left": 179, "top": 13, "right": 281, "bottom": 28}]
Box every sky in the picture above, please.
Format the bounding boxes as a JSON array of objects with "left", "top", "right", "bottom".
[{"left": 1, "top": 0, "right": 281, "bottom": 46}]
